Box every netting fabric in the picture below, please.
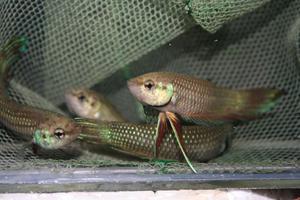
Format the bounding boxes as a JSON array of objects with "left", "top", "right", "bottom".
[
  {"left": 0, "top": 0, "right": 299, "bottom": 174},
  {"left": 181, "top": 0, "right": 271, "bottom": 33}
]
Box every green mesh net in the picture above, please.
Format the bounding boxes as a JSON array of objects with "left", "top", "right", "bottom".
[
  {"left": 181, "top": 0, "right": 271, "bottom": 33},
  {"left": 0, "top": 0, "right": 299, "bottom": 174}
]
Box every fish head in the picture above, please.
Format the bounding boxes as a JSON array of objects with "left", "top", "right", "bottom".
[
  {"left": 64, "top": 88, "right": 101, "bottom": 119},
  {"left": 33, "top": 114, "right": 81, "bottom": 149},
  {"left": 127, "top": 72, "right": 174, "bottom": 106}
]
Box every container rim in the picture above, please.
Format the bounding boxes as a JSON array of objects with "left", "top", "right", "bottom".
[{"left": 0, "top": 167, "right": 300, "bottom": 192}]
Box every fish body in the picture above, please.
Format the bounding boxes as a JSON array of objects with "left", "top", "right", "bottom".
[
  {"left": 65, "top": 88, "right": 125, "bottom": 122},
  {"left": 0, "top": 97, "right": 80, "bottom": 149},
  {"left": 127, "top": 72, "right": 284, "bottom": 124},
  {"left": 77, "top": 120, "right": 233, "bottom": 161},
  {"left": 0, "top": 37, "right": 81, "bottom": 149}
]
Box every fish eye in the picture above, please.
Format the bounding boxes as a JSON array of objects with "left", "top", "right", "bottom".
[
  {"left": 54, "top": 128, "right": 65, "bottom": 139},
  {"left": 78, "top": 95, "right": 86, "bottom": 102},
  {"left": 144, "top": 80, "right": 155, "bottom": 90}
]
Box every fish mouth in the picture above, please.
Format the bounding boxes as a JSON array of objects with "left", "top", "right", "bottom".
[
  {"left": 127, "top": 79, "right": 142, "bottom": 100},
  {"left": 127, "top": 79, "right": 136, "bottom": 93},
  {"left": 127, "top": 79, "right": 135, "bottom": 88},
  {"left": 127, "top": 79, "right": 153, "bottom": 106},
  {"left": 64, "top": 92, "right": 78, "bottom": 114}
]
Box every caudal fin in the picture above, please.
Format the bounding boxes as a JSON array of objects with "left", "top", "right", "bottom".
[
  {"left": 232, "top": 88, "right": 286, "bottom": 121},
  {"left": 0, "top": 36, "right": 28, "bottom": 83}
]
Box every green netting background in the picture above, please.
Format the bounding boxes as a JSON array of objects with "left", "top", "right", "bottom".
[{"left": 0, "top": 0, "right": 299, "bottom": 174}]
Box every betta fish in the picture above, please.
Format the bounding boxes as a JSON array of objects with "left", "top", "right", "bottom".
[{"left": 127, "top": 71, "right": 285, "bottom": 160}]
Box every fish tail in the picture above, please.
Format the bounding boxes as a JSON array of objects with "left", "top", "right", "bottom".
[
  {"left": 0, "top": 36, "right": 28, "bottom": 82},
  {"left": 233, "top": 88, "right": 286, "bottom": 120}
]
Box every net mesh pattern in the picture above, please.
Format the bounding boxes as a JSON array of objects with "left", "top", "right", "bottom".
[
  {"left": 0, "top": 0, "right": 299, "bottom": 174},
  {"left": 174, "top": 0, "right": 271, "bottom": 33}
]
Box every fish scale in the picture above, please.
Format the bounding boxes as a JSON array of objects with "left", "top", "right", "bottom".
[
  {"left": 78, "top": 121, "right": 233, "bottom": 161},
  {"left": 172, "top": 74, "right": 219, "bottom": 115}
]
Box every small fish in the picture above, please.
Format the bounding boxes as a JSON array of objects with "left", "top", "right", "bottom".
[
  {"left": 76, "top": 119, "right": 233, "bottom": 163},
  {"left": 65, "top": 88, "right": 125, "bottom": 122},
  {"left": 127, "top": 72, "right": 285, "bottom": 124},
  {"left": 0, "top": 37, "right": 81, "bottom": 149},
  {"left": 127, "top": 71, "right": 284, "bottom": 163}
]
